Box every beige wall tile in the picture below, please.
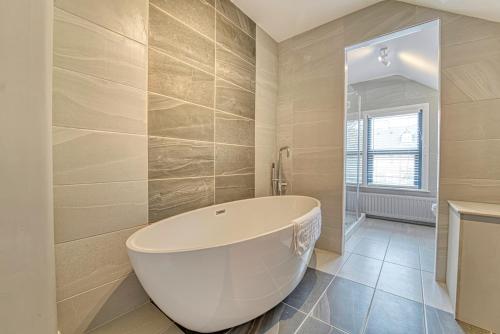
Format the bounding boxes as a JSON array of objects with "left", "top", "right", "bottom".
[
  {"left": 148, "top": 93, "right": 214, "bottom": 142},
  {"left": 442, "top": 37, "right": 500, "bottom": 68},
  {"left": 216, "top": 13, "right": 256, "bottom": 65},
  {"left": 255, "top": 123, "right": 276, "bottom": 148},
  {"left": 53, "top": 67, "right": 147, "bottom": 134},
  {"left": 215, "top": 112, "right": 255, "bottom": 146},
  {"left": 52, "top": 127, "right": 147, "bottom": 185},
  {"left": 215, "top": 174, "right": 255, "bottom": 204},
  {"left": 54, "top": 181, "right": 147, "bottom": 243},
  {"left": 439, "top": 178, "right": 500, "bottom": 205},
  {"left": 255, "top": 144, "right": 275, "bottom": 197},
  {"left": 343, "top": 1, "right": 416, "bottom": 46},
  {"left": 215, "top": 144, "right": 255, "bottom": 175},
  {"left": 54, "top": 8, "right": 147, "bottom": 90},
  {"left": 293, "top": 120, "right": 342, "bottom": 149},
  {"left": 293, "top": 147, "right": 342, "bottom": 175},
  {"left": 55, "top": 227, "right": 143, "bottom": 301},
  {"left": 441, "top": 99, "right": 500, "bottom": 141},
  {"left": 149, "top": 48, "right": 214, "bottom": 107},
  {"left": 215, "top": 79, "right": 255, "bottom": 119},
  {"left": 215, "top": 0, "right": 256, "bottom": 38},
  {"left": 87, "top": 303, "right": 179, "bottom": 334},
  {"left": 441, "top": 139, "right": 500, "bottom": 180},
  {"left": 57, "top": 273, "right": 148, "bottom": 334},
  {"left": 149, "top": 5, "right": 215, "bottom": 73},
  {"left": 148, "top": 177, "right": 214, "bottom": 222},
  {"left": 150, "top": 0, "right": 215, "bottom": 39},
  {"left": 216, "top": 45, "right": 255, "bottom": 92},
  {"left": 441, "top": 72, "right": 472, "bottom": 105},
  {"left": 54, "top": 0, "right": 148, "bottom": 44},
  {"left": 148, "top": 136, "right": 214, "bottom": 179}
]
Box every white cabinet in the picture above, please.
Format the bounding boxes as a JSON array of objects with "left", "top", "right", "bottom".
[{"left": 447, "top": 201, "right": 500, "bottom": 333}]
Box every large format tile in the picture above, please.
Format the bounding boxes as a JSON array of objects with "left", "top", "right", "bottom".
[
  {"left": 54, "top": 8, "right": 146, "bottom": 90},
  {"left": 441, "top": 139, "right": 500, "bottom": 180},
  {"left": 88, "top": 303, "right": 182, "bottom": 334},
  {"left": 312, "top": 277, "right": 374, "bottom": 334},
  {"left": 54, "top": 0, "right": 148, "bottom": 44},
  {"left": 215, "top": 112, "right": 255, "bottom": 146},
  {"left": 385, "top": 241, "right": 420, "bottom": 269},
  {"left": 57, "top": 273, "right": 149, "bottom": 334},
  {"left": 351, "top": 237, "right": 389, "bottom": 260},
  {"left": 425, "top": 306, "right": 490, "bottom": 334},
  {"left": 215, "top": 174, "right": 254, "bottom": 204},
  {"left": 148, "top": 177, "right": 214, "bottom": 222},
  {"left": 337, "top": 253, "right": 382, "bottom": 288},
  {"left": 441, "top": 99, "right": 500, "bottom": 141},
  {"left": 148, "top": 136, "right": 214, "bottom": 179},
  {"left": 215, "top": 144, "right": 255, "bottom": 175},
  {"left": 228, "top": 303, "right": 305, "bottom": 334},
  {"left": 377, "top": 262, "right": 423, "bottom": 303},
  {"left": 149, "top": 5, "right": 214, "bottom": 73},
  {"left": 150, "top": 0, "right": 215, "bottom": 39},
  {"left": 308, "top": 249, "right": 350, "bottom": 276},
  {"left": 52, "top": 127, "right": 147, "bottom": 185},
  {"left": 216, "top": 79, "right": 255, "bottom": 119},
  {"left": 53, "top": 67, "right": 147, "bottom": 134},
  {"left": 54, "top": 181, "right": 147, "bottom": 243},
  {"left": 149, "top": 48, "right": 214, "bottom": 107},
  {"left": 215, "top": 0, "right": 256, "bottom": 38},
  {"left": 216, "top": 13, "right": 255, "bottom": 65},
  {"left": 421, "top": 271, "right": 453, "bottom": 313},
  {"left": 296, "top": 317, "right": 344, "bottom": 334},
  {"left": 283, "top": 268, "right": 333, "bottom": 313},
  {"left": 55, "top": 226, "right": 143, "bottom": 301},
  {"left": 148, "top": 93, "right": 214, "bottom": 142},
  {"left": 216, "top": 45, "right": 255, "bottom": 92},
  {"left": 420, "top": 246, "right": 435, "bottom": 273},
  {"left": 365, "top": 290, "right": 425, "bottom": 334}
]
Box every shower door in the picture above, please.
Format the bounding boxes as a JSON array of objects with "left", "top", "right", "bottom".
[{"left": 344, "top": 88, "right": 363, "bottom": 234}]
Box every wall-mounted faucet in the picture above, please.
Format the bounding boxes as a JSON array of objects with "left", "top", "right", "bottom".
[{"left": 272, "top": 146, "right": 290, "bottom": 195}]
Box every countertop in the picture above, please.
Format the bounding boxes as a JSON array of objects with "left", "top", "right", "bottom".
[{"left": 448, "top": 200, "right": 500, "bottom": 219}]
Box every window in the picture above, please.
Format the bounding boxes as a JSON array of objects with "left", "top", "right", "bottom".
[
  {"left": 345, "top": 119, "right": 363, "bottom": 184},
  {"left": 344, "top": 104, "right": 428, "bottom": 190},
  {"left": 367, "top": 110, "right": 424, "bottom": 189}
]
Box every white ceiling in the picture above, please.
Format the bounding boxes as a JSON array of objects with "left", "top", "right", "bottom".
[
  {"left": 348, "top": 21, "right": 439, "bottom": 89},
  {"left": 232, "top": 0, "right": 500, "bottom": 42}
]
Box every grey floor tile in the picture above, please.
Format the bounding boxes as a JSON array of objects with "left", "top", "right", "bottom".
[
  {"left": 377, "top": 262, "right": 423, "bottom": 303},
  {"left": 365, "top": 290, "right": 425, "bottom": 334},
  {"left": 385, "top": 241, "right": 420, "bottom": 269},
  {"left": 296, "top": 317, "right": 344, "bottom": 334},
  {"left": 419, "top": 246, "right": 435, "bottom": 273},
  {"left": 425, "top": 306, "right": 490, "bottom": 334},
  {"left": 283, "top": 268, "right": 333, "bottom": 313},
  {"left": 337, "top": 253, "right": 383, "bottom": 288},
  {"left": 352, "top": 237, "right": 389, "bottom": 260},
  {"left": 227, "top": 303, "right": 306, "bottom": 334},
  {"left": 312, "top": 277, "right": 374, "bottom": 334}
]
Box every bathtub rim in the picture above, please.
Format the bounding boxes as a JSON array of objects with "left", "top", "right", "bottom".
[{"left": 126, "top": 195, "right": 321, "bottom": 255}]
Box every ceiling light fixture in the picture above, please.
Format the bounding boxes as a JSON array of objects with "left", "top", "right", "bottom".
[{"left": 378, "top": 46, "right": 391, "bottom": 67}]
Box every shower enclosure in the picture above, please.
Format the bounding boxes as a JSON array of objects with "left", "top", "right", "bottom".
[{"left": 344, "top": 87, "right": 365, "bottom": 237}]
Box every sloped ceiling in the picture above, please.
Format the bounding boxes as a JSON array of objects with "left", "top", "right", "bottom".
[{"left": 232, "top": 0, "right": 500, "bottom": 42}]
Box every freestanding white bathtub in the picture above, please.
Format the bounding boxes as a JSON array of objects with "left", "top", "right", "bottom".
[{"left": 126, "top": 195, "right": 321, "bottom": 333}]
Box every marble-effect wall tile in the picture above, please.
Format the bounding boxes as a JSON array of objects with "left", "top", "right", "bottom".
[
  {"left": 149, "top": 4, "right": 215, "bottom": 73},
  {"left": 216, "top": 45, "right": 255, "bottom": 92},
  {"left": 215, "top": 144, "right": 255, "bottom": 175},
  {"left": 149, "top": 48, "right": 214, "bottom": 107},
  {"left": 148, "top": 177, "right": 214, "bottom": 222},
  {"left": 215, "top": 174, "right": 255, "bottom": 204},
  {"left": 148, "top": 93, "right": 214, "bottom": 142},
  {"left": 216, "top": 79, "right": 255, "bottom": 119},
  {"left": 148, "top": 136, "right": 214, "bottom": 179},
  {"left": 215, "top": 112, "right": 255, "bottom": 146},
  {"left": 215, "top": 0, "right": 256, "bottom": 38},
  {"left": 216, "top": 13, "right": 256, "bottom": 65}
]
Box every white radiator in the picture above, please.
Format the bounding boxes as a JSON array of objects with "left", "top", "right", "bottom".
[{"left": 346, "top": 191, "right": 436, "bottom": 224}]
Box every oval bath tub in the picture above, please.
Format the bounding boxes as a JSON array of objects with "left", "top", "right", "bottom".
[{"left": 126, "top": 195, "right": 321, "bottom": 333}]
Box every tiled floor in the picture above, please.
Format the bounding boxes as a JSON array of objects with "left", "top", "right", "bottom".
[{"left": 91, "top": 219, "right": 492, "bottom": 334}]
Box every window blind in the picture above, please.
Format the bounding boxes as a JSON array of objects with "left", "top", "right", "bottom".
[{"left": 367, "top": 111, "right": 423, "bottom": 188}]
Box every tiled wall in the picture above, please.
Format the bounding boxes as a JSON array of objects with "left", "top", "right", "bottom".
[
  {"left": 148, "top": 0, "right": 257, "bottom": 222},
  {"left": 255, "top": 27, "right": 279, "bottom": 196},
  {"left": 276, "top": 0, "right": 500, "bottom": 281},
  {"left": 52, "top": 1, "right": 149, "bottom": 333}
]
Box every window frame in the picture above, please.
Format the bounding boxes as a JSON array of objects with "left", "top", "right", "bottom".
[{"left": 362, "top": 104, "right": 429, "bottom": 191}]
